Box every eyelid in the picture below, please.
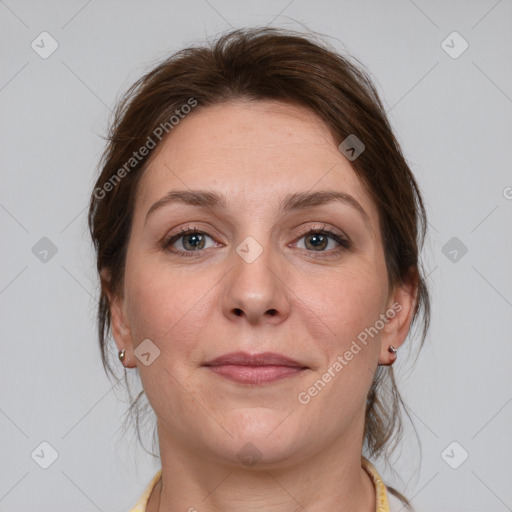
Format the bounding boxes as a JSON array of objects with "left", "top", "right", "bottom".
[
  {"left": 293, "top": 222, "right": 349, "bottom": 241},
  {"left": 163, "top": 223, "right": 222, "bottom": 243}
]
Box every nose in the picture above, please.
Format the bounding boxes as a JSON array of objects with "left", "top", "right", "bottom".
[{"left": 222, "top": 239, "right": 291, "bottom": 326}]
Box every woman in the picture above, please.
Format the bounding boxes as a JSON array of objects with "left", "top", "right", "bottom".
[{"left": 88, "top": 27, "right": 430, "bottom": 512}]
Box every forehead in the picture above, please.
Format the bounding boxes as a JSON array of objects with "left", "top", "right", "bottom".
[{"left": 135, "top": 99, "right": 379, "bottom": 227}]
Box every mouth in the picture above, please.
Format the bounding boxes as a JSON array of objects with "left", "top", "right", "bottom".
[{"left": 202, "top": 351, "right": 309, "bottom": 385}]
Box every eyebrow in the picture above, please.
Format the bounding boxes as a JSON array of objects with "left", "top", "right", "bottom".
[{"left": 144, "top": 189, "right": 371, "bottom": 227}]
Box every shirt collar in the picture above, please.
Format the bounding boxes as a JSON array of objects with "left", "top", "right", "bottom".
[
  {"left": 131, "top": 459, "right": 391, "bottom": 512},
  {"left": 362, "top": 457, "right": 392, "bottom": 512}
]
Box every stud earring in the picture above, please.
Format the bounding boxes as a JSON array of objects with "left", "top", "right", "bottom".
[
  {"left": 118, "top": 349, "right": 126, "bottom": 364},
  {"left": 388, "top": 345, "right": 397, "bottom": 355}
]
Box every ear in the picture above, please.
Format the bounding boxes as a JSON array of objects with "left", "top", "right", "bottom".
[
  {"left": 100, "top": 268, "right": 136, "bottom": 368},
  {"left": 378, "top": 268, "right": 418, "bottom": 366}
]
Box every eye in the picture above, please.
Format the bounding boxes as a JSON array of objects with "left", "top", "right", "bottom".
[
  {"left": 294, "top": 225, "right": 351, "bottom": 255},
  {"left": 162, "top": 227, "right": 218, "bottom": 257},
  {"left": 161, "top": 224, "right": 351, "bottom": 258}
]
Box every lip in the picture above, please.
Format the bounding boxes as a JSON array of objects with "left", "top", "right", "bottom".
[
  {"left": 203, "top": 351, "right": 306, "bottom": 367},
  {"left": 202, "top": 351, "right": 308, "bottom": 385}
]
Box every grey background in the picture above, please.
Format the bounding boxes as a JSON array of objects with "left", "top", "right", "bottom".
[{"left": 1, "top": 1, "right": 511, "bottom": 511}]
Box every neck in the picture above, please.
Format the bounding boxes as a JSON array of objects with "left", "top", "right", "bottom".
[{"left": 147, "top": 423, "right": 376, "bottom": 512}]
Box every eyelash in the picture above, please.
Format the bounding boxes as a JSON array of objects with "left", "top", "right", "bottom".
[{"left": 161, "top": 223, "right": 351, "bottom": 258}]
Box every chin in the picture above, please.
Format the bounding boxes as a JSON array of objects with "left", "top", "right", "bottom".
[{"left": 209, "top": 416, "right": 306, "bottom": 465}]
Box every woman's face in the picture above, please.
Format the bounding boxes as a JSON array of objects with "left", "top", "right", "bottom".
[{"left": 109, "top": 99, "right": 411, "bottom": 467}]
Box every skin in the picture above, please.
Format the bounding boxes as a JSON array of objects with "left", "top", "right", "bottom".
[{"left": 104, "top": 99, "right": 417, "bottom": 512}]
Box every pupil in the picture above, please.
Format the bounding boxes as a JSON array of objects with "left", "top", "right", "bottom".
[
  {"left": 186, "top": 233, "right": 203, "bottom": 250},
  {"left": 308, "top": 234, "right": 326, "bottom": 250}
]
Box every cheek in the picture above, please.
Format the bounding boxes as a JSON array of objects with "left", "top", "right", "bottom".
[
  {"left": 124, "top": 272, "right": 170, "bottom": 344},
  {"left": 297, "top": 266, "right": 386, "bottom": 411},
  {"left": 311, "top": 263, "right": 387, "bottom": 347},
  {"left": 123, "top": 257, "right": 216, "bottom": 362}
]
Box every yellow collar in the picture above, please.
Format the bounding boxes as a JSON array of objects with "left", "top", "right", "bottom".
[
  {"left": 130, "top": 458, "right": 391, "bottom": 511},
  {"left": 129, "top": 469, "right": 162, "bottom": 512},
  {"left": 361, "top": 457, "right": 392, "bottom": 512}
]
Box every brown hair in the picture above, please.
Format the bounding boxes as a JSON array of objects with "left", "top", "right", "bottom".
[{"left": 88, "top": 26, "right": 430, "bottom": 508}]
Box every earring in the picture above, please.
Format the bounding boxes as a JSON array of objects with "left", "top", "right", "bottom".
[
  {"left": 388, "top": 345, "right": 397, "bottom": 355},
  {"left": 118, "top": 349, "right": 126, "bottom": 364}
]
